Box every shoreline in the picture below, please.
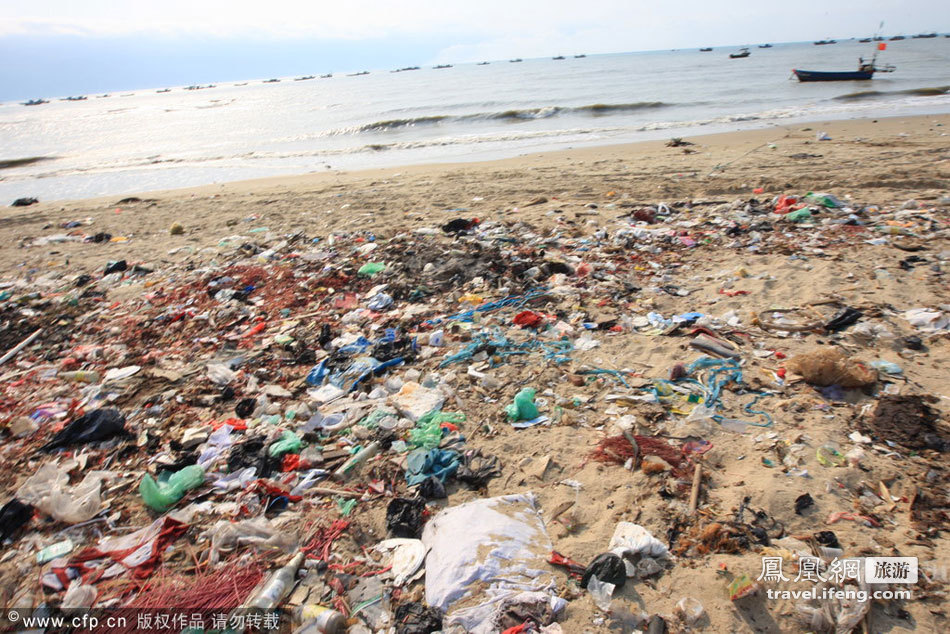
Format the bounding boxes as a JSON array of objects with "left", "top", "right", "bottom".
[
  {"left": 0, "top": 112, "right": 950, "bottom": 204},
  {"left": 11, "top": 112, "right": 948, "bottom": 210}
]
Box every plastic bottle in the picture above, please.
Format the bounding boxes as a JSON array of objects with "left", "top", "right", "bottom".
[
  {"left": 333, "top": 441, "right": 380, "bottom": 480},
  {"left": 244, "top": 552, "right": 305, "bottom": 610},
  {"left": 293, "top": 605, "right": 346, "bottom": 634},
  {"left": 139, "top": 464, "right": 205, "bottom": 511}
]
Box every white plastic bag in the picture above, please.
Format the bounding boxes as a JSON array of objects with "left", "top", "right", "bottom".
[
  {"left": 421, "top": 493, "right": 565, "bottom": 633},
  {"left": 16, "top": 463, "right": 110, "bottom": 524}
]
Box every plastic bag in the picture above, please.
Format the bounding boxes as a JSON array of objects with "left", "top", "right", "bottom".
[
  {"left": 387, "top": 497, "right": 426, "bottom": 538},
  {"left": 268, "top": 430, "right": 303, "bottom": 458},
  {"left": 16, "top": 463, "right": 109, "bottom": 524},
  {"left": 505, "top": 388, "right": 539, "bottom": 421},
  {"left": 40, "top": 408, "right": 126, "bottom": 452},
  {"left": 786, "top": 348, "right": 877, "bottom": 387},
  {"left": 394, "top": 382, "right": 445, "bottom": 422},
  {"left": 203, "top": 516, "right": 298, "bottom": 565},
  {"left": 421, "top": 493, "right": 566, "bottom": 633},
  {"left": 140, "top": 464, "right": 205, "bottom": 512}
]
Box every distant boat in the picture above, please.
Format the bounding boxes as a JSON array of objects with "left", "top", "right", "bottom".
[
  {"left": 574, "top": 54, "right": 586, "bottom": 58},
  {"left": 889, "top": 35, "right": 905, "bottom": 40},
  {"left": 22, "top": 99, "right": 48, "bottom": 106},
  {"left": 552, "top": 55, "right": 565, "bottom": 60},
  {"left": 156, "top": 88, "right": 171, "bottom": 93},
  {"left": 96, "top": 94, "right": 110, "bottom": 98},
  {"left": 433, "top": 64, "right": 452, "bottom": 69},
  {"left": 814, "top": 39, "right": 837, "bottom": 45},
  {"left": 61, "top": 95, "right": 87, "bottom": 101},
  {"left": 699, "top": 47, "right": 713, "bottom": 52},
  {"left": 476, "top": 61, "right": 490, "bottom": 65},
  {"left": 758, "top": 43, "right": 773, "bottom": 48},
  {"left": 348, "top": 71, "right": 370, "bottom": 76},
  {"left": 509, "top": 58, "right": 523, "bottom": 63},
  {"left": 233, "top": 82, "right": 248, "bottom": 86},
  {"left": 912, "top": 33, "right": 937, "bottom": 38},
  {"left": 263, "top": 78, "right": 280, "bottom": 83},
  {"left": 729, "top": 48, "right": 750, "bottom": 59},
  {"left": 391, "top": 66, "right": 419, "bottom": 73},
  {"left": 858, "top": 38, "right": 872, "bottom": 43},
  {"left": 320, "top": 73, "right": 333, "bottom": 78},
  {"left": 294, "top": 75, "right": 315, "bottom": 81}
]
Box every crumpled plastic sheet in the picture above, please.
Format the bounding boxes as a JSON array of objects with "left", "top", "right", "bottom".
[
  {"left": 421, "top": 493, "right": 566, "bottom": 633},
  {"left": 202, "top": 516, "right": 298, "bottom": 564},
  {"left": 16, "top": 463, "right": 114, "bottom": 524}
]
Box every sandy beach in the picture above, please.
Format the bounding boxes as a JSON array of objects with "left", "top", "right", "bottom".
[{"left": 1, "top": 113, "right": 948, "bottom": 633}]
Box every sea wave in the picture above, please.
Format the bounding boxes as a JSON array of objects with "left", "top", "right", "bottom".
[
  {"left": 337, "top": 102, "right": 669, "bottom": 134},
  {"left": 833, "top": 85, "right": 950, "bottom": 101}
]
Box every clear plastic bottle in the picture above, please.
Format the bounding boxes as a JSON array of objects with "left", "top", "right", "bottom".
[{"left": 244, "top": 552, "right": 305, "bottom": 610}]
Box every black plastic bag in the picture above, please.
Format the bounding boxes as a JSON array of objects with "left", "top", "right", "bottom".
[
  {"left": 386, "top": 497, "right": 426, "bottom": 538},
  {"left": 824, "top": 307, "right": 862, "bottom": 332},
  {"left": 103, "top": 260, "right": 128, "bottom": 275},
  {"left": 235, "top": 398, "right": 256, "bottom": 419},
  {"left": 0, "top": 499, "right": 34, "bottom": 543},
  {"left": 418, "top": 476, "right": 447, "bottom": 500},
  {"left": 40, "top": 408, "right": 126, "bottom": 452},
  {"left": 455, "top": 449, "right": 501, "bottom": 488},
  {"left": 581, "top": 552, "right": 626, "bottom": 589}
]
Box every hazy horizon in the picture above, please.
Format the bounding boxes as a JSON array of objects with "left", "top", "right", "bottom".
[{"left": 2, "top": 0, "right": 948, "bottom": 102}]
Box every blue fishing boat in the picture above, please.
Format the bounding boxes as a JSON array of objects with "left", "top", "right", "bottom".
[
  {"left": 793, "top": 68, "right": 874, "bottom": 81},
  {"left": 793, "top": 44, "right": 894, "bottom": 82}
]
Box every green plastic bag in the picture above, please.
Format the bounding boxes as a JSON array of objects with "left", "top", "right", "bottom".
[
  {"left": 358, "top": 262, "right": 385, "bottom": 276},
  {"left": 784, "top": 208, "right": 812, "bottom": 223},
  {"left": 140, "top": 464, "right": 205, "bottom": 512},
  {"left": 409, "top": 410, "right": 465, "bottom": 449},
  {"left": 268, "top": 430, "right": 303, "bottom": 458},
  {"left": 505, "top": 388, "right": 539, "bottom": 421}
]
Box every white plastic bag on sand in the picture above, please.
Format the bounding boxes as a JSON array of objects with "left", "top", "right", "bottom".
[
  {"left": 903, "top": 308, "right": 949, "bottom": 332},
  {"left": 421, "top": 493, "right": 566, "bottom": 634},
  {"left": 16, "top": 463, "right": 111, "bottom": 524},
  {"left": 608, "top": 522, "right": 670, "bottom": 560}
]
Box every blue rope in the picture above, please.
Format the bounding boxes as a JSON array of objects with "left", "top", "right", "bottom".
[{"left": 424, "top": 287, "right": 550, "bottom": 326}]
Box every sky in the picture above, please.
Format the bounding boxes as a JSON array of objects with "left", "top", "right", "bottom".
[{"left": 1, "top": 0, "right": 948, "bottom": 101}]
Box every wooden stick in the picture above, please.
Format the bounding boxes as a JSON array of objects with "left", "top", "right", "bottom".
[
  {"left": 0, "top": 328, "right": 42, "bottom": 365},
  {"left": 309, "top": 486, "right": 363, "bottom": 498},
  {"left": 688, "top": 463, "right": 703, "bottom": 513}
]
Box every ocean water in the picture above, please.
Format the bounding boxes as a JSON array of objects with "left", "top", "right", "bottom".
[{"left": 2, "top": 38, "right": 949, "bottom": 202}]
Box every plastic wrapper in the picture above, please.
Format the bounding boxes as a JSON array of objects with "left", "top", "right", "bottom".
[
  {"left": 16, "top": 463, "right": 112, "bottom": 524},
  {"left": 786, "top": 347, "right": 877, "bottom": 387},
  {"left": 203, "top": 517, "right": 298, "bottom": 564},
  {"left": 421, "top": 493, "right": 566, "bottom": 633}
]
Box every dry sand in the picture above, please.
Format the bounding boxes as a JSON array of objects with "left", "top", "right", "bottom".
[{"left": 2, "top": 114, "right": 948, "bottom": 632}]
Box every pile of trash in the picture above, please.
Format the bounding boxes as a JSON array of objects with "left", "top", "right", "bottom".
[{"left": 0, "top": 187, "right": 947, "bottom": 633}]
